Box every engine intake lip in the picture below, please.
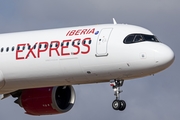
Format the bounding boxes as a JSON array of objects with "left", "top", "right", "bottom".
[{"left": 52, "top": 86, "right": 76, "bottom": 113}]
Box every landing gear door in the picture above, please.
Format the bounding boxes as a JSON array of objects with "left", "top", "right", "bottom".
[{"left": 96, "top": 28, "right": 113, "bottom": 57}]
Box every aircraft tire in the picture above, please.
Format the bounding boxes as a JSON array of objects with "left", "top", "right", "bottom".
[
  {"left": 112, "top": 100, "right": 121, "bottom": 110},
  {"left": 119, "top": 100, "right": 126, "bottom": 111}
]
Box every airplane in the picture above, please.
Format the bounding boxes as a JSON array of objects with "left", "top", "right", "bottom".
[{"left": 0, "top": 19, "right": 174, "bottom": 115}]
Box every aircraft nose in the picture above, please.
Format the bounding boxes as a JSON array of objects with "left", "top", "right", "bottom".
[{"left": 154, "top": 43, "right": 175, "bottom": 70}]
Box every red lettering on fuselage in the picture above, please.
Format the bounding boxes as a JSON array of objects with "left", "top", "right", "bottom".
[
  {"left": 72, "top": 38, "right": 80, "bottom": 55},
  {"left": 25, "top": 43, "right": 37, "bottom": 59},
  {"left": 16, "top": 44, "right": 26, "bottom": 60},
  {"left": 81, "top": 29, "right": 88, "bottom": 35},
  {"left": 81, "top": 38, "right": 91, "bottom": 54},
  {"left": 68, "top": 30, "right": 76, "bottom": 36},
  {"left": 49, "top": 41, "right": 60, "bottom": 57},
  {"left": 61, "top": 40, "right": 71, "bottom": 56},
  {"left": 66, "top": 28, "right": 95, "bottom": 36},
  {"left": 88, "top": 29, "right": 95, "bottom": 34},
  {"left": 16, "top": 37, "right": 92, "bottom": 60},
  {"left": 38, "top": 42, "right": 48, "bottom": 58}
]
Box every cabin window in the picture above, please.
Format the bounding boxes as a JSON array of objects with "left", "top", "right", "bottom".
[
  {"left": 83, "top": 40, "right": 86, "bottom": 44},
  {"left": 61, "top": 42, "right": 64, "bottom": 46},
  {"left": 22, "top": 46, "right": 25, "bottom": 50},
  {"left": 1, "top": 48, "right": 3, "bottom": 52},
  {"left": 6, "top": 47, "right": 9, "bottom": 52},
  {"left": 67, "top": 42, "right": 69, "bottom": 46},
  {"left": 72, "top": 41, "right": 75, "bottom": 46},
  {"left": 39, "top": 44, "right": 41, "bottom": 49},
  {"left": 12, "top": 46, "right": 15, "bottom": 51},
  {"left": 89, "top": 40, "right": 92, "bottom": 44},
  {"left": 50, "top": 44, "right": 53, "bottom": 48},
  {"left": 17, "top": 46, "right": 20, "bottom": 50},
  {"left": 28, "top": 45, "right": 31, "bottom": 50},
  {"left": 55, "top": 43, "right": 58, "bottom": 47},
  {"left": 44, "top": 44, "right": 47, "bottom": 48},
  {"left": 33, "top": 45, "right": 36, "bottom": 49}
]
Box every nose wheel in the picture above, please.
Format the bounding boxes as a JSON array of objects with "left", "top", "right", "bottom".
[
  {"left": 112, "top": 99, "right": 126, "bottom": 111},
  {"left": 110, "top": 80, "right": 126, "bottom": 111}
]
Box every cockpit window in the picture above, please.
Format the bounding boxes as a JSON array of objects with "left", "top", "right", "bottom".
[
  {"left": 124, "top": 34, "right": 135, "bottom": 43},
  {"left": 123, "top": 34, "right": 159, "bottom": 44},
  {"left": 143, "top": 35, "right": 158, "bottom": 42},
  {"left": 134, "top": 35, "right": 143, "bottom": 42}
]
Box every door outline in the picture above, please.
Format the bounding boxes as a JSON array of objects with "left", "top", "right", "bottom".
[{"left": 95, "top": 28, "right": 113, "bottom": 57}]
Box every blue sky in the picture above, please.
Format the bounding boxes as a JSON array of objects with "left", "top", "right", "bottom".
[{"left": 0, "top": 0, "right": 179, "bottom": 120}]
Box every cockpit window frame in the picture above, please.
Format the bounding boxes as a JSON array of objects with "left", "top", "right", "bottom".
[{"left": 123, "top": 34, "right": 159, "bottom": 44}]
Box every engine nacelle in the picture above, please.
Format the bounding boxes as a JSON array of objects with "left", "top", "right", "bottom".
[{"left": 15, "top": 86, "right": 75, "bottom": 116}]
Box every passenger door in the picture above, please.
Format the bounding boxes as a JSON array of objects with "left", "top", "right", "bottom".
[{"left": 96, "top": 28, "right": 113, "bottom": 57}]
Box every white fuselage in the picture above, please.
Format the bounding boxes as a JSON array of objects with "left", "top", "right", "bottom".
[{"left": 0, "top": 24, "right": 174, "bottom": 94}]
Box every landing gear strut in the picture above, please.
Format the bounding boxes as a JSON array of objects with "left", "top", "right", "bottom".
[{"left": 110, "top": 80, "right": 126, "bottom": 111}]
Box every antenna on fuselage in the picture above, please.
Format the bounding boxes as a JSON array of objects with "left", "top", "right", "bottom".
[{"left": 113, "top": 18, "right": 117, "bottom": 24}]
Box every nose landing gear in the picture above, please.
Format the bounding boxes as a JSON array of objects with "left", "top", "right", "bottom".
[{"left": 110, "top": 80, "right": 126, "bottom": 111}]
